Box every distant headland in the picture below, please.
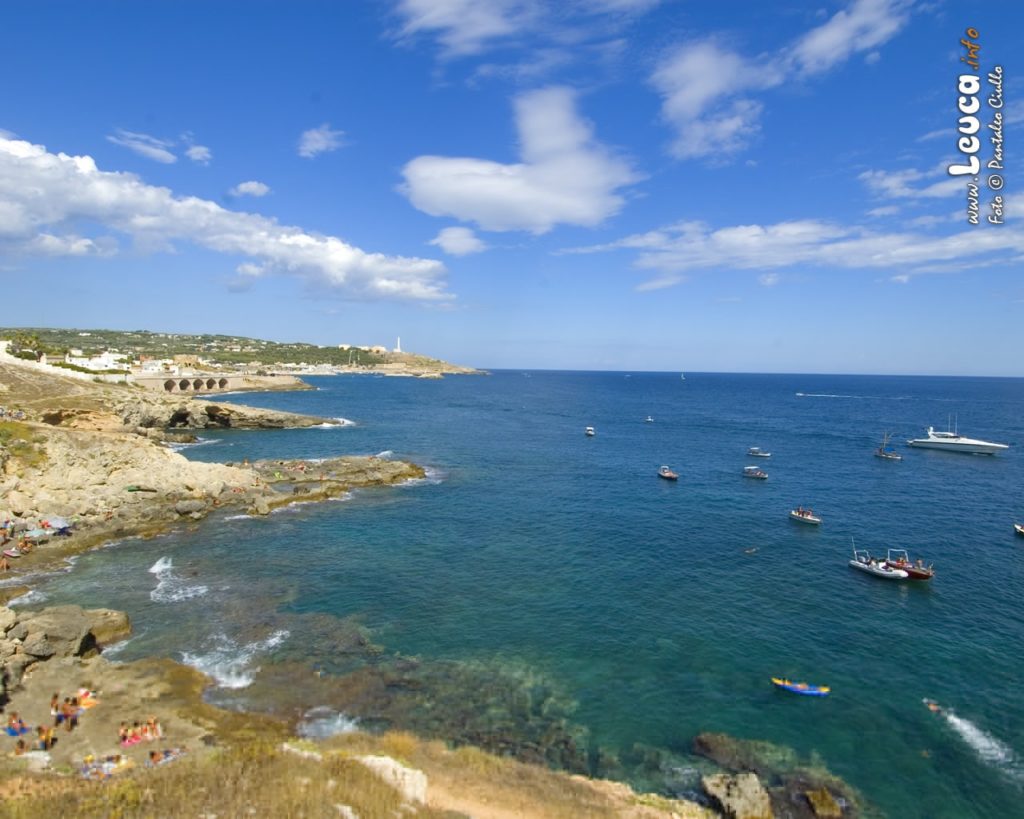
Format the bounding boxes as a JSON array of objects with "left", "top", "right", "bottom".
[{"left": 0, "top": 327, "right": 483, "bottom": 394}]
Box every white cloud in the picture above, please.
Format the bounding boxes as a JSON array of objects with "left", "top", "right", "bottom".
[
  {"left": 566, "top": 215, "right": 1024, "bottom": 287},
  {"left": 859, "top": 164, "right": 962, "bottom": 199},
  {"left": 185, "top": 144, "right": 212, "bottom": 164},
  {"left": 106, "top": 129, "right": 177, "bottom": 163},
  {"left": 916, "top": 128, "right": 948, "bottom": 142},
  {"left": 651, "top": 0, "right": 912, "bottom": 160},
  {"left": 230, "top": 180, "right": 271, "bottom": 197},
  {"left": 759, "top": 272, "right": 780, "bottom": 286},
  {"left": 395, "top": 0, "right": 535, "bottom": 57},
  {"left": 0, "top": 134, "right": 449, "bottom": 301},
  {"left": 867, "top": 205, "right": 900, "bottom": 217},
  {"left": 298, "top": 124, "right": 346, "bottom": 158},
  {"left": 790, "top": 0, "right": 911, "bottom": 74},
  {"left": 429, "top": 226, "right": 487, "bottom": 255},
  {"left": 401, "top": 86, "right": 638, "bottom": 233}
]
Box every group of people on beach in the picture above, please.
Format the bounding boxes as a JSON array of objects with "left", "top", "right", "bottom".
[
  {"left": 118, "top": 717, "right": 163, "bottom": 746},
  {"left": 7, "top": 711, "right": 58, "bottom": 755}
]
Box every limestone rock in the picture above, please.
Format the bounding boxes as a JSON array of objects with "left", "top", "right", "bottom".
[
  {"left": 702, "top": 772, "right": 774, "bottom": 819},
  {"left": 805, "top": 787, "right": 842, "bottom": 817},
  {"left": 0, "top": 606, "right": 16, "bottom": 632},
  {"left": 84, "top": 608, "right": 132, "bottom": 646},
  {"left": 174, "top": 499, "right": 207, "bottom": 515},
  {"left": 21, "top": 634, "right": 57, "bottom": 658},
  {"left": 356, "top": 755, "right": 427, "bottom": 804},
  {"left": 16, "top": 605, "right": 96, "bottom": 658}
]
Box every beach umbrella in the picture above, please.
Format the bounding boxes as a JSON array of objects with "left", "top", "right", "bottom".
[
  {"left": 23, "top": 528, "right": 50, "bottom": 540},
  {"left": 45, "top": 516, "right": 70, "bottom": 530}
]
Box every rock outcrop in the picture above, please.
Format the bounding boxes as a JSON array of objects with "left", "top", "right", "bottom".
[
  {"left": 694, "top": 733, "right": 864, "bottom": 818},
  {"left": 0, "top": 603, "right": 131, "bottom": 700},
  {"left": 702, "top": 772, "right": 774, "bottom": 819}
]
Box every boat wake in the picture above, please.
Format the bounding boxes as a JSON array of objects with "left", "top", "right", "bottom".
[
  {"left": 933, "top": 703, "right": 1024, "bottom": 783},
  {"left": 148, "top": 556, "right": 209, "bottom": 603},
  {"left": 296, "top": 706, "right": 359, "bottom": 738},
  {"left": 179, "top": 629, "right": 290, "bottom": 689},
  {"left": 795, "top": 392, "right": 911, "bottom": 400}
]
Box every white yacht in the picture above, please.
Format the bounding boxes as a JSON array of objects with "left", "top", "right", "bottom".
[{"left": 906, "top": 425, "right": 1008, "bottom": 455}]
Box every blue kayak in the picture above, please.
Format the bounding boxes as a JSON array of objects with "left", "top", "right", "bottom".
[{"left": 772, "top": 677, "right": 830, "bottom": 696}]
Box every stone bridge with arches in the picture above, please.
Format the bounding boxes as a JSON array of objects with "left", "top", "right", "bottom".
[{"left": 129, "top": 373, "right": 306, "bottom": 393}]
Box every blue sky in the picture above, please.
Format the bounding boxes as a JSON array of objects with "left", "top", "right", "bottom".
[{"left": 1, "top": 0, "right": 1021, "bottom": 374}]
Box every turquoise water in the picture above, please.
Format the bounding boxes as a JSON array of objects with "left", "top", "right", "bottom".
[{"left": 21, "top": 372, "right": 1024, "bottom": 816}]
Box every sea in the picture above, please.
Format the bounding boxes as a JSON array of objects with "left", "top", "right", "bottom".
[{"left": 14, "top": 371, "right": 1024, "bottom": 817}]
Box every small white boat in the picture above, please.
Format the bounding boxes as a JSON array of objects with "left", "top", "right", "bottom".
[
  {"left": 1014, "top": 523, "right": 1024, "bottom": 538},
  {"left": 747, "top": 447, "right": 771, "bottom": 458},
  {"left": 680, "top": 373, "right": 685, "bottom": 380},
  {"left": 658, "top": 465, "right": 679, "bottom": 481},
  {"left": 789, "top": 508, "right": 821, "bottom": 525},
  {"left": 585, "top": 426, "right": 595, "bottom": 437},
  {"left": 645, "top": 416, "right": 654, "bottom": 423},
  {"left": 849, "top": 548, "right": 908, "bottom": 580},
  {"left": 743, "top": 465, "right": 768, "bottom": 480}
]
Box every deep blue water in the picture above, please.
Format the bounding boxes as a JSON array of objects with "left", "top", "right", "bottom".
[{"left": 22, "top": 371, "right": 1024, "bottom": 817}]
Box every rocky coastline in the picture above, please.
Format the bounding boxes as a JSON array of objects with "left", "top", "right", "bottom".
[{"left": 0, "top": 359, "right": 862, "bottom": 817}]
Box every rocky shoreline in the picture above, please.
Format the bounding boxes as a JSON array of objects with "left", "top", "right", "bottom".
[{"left": 0, "top": 359, "right": 865, "bottom": 817}]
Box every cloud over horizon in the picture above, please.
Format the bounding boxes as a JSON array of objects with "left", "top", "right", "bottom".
[
  {"left": 0, "top": 135, "right": 449, "bottom": 301},
  {"left": 400, "top": 86, "right": 639, "bottom": 233},
  {"left": 567, "top": 215, "right": 1024, "bottom": 287}
]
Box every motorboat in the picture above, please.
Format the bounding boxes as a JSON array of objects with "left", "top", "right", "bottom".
[
  {"left": 771, "top": 677, "right": 830, "bottom": 697},
  {"left": 849, "top": 548, "right": 908, "bottom": 580},
  {"left": 1014, "top": 523, "right": 1024, "bottom": 538},
  {"left": 742, "top": 465, "right": 768, "bottom": 480},
  {"left": 645, "top": 416, "right": 654, "bottom": 423},
  {"left": 658, "top": 465, "right": 679, "bottom": 481},
  {"left": 585, "top": 426, "right": 595, "bottom": 437},
  {"left": 747, "top": 447, "right": 771, "bottom": 457},
  {"left": 906, "top": 420, "right": 1008, "bottom": 455},
  {"left": 874, "top": 432, "right": 902, "bottom": 461},
  {"left": 884, "top": 548, "right": 934, "bottom": 580},
  {"left": 789, "top": 508, "right": 821, "bottom": 525}
]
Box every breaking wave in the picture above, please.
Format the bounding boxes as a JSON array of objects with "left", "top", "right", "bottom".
[
  {"left": 179, "top": 629, "right": 290, "bottom": 689},
  {"left": 296, "top": 706, "right": 359, "bottom": 738},
  {"left": 149, "top": 556, "right": 209, "bottom": 603}
]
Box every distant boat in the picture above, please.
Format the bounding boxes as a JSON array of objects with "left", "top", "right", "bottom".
[
  {"left": 658, "top": 465, "right": 678, "bottom": 481},
  {"left": 906, "top": 416, "right": 1007, "bottom": 455},
  {"left": 789, "top": 508, "right": 821, "bottom": 525},
  {"left": 884, "top": 548, "right": 934, "bottom": 580},
  {"left": 849, "top": 547, "right": 908, "bottom": 580},
  {"left": 743, "top": 465, "right": 768, "bottom": 480},
  {"left": 585, "top": 426, "right": 595, "bottom": 437},
  {"left": 680, "top": 373, "right": 686, "bottom": 381},
  {"left": 1014, "top": 523, "right": 1024, "bottom": 538},
  {"left": 772, "top": 677, "right": 830, "bottom": 697},
  {"left": 747, "top": 447, "right": 771, "bottom": 458},
  {"left": 874, "top": 432, "right": 902, "bottom": 461},
  {"left": 645, "top": 416, "right": 654, "bottom": 423}
]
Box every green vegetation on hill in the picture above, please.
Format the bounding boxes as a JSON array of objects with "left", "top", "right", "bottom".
[{"left": 0, "top": 327, "right": 408, "bottom": 367}]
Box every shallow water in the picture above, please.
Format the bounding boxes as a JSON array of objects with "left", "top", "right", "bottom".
[{"left": 30, "top": 371, "right": 1024, "bottom": 817}]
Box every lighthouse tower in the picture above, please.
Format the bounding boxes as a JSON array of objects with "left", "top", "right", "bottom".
[{"left": 394, "top": 336, "right": 402, "bottom": 353}]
